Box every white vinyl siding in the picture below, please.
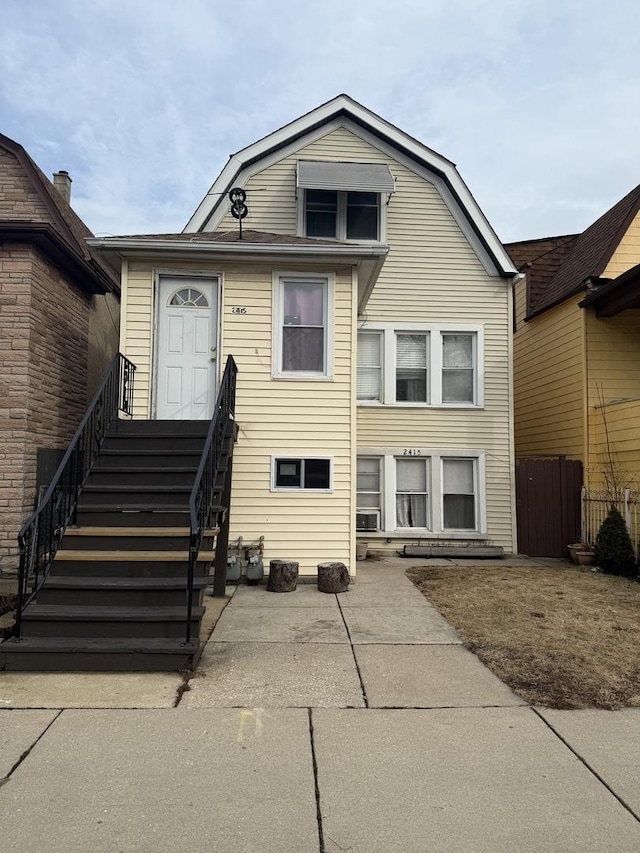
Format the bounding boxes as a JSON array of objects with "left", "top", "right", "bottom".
[
  {"left": 119, "top": 259, "right": 355, "bottom": 575},
  {"left": 210, "top": 123, "right": 514, "bottom": 551}
]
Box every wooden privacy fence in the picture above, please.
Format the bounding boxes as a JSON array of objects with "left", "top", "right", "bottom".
[
  {"left": 581, "top": 487, "right": 640, "bottom": 557},
  {"left": 516, "top": 457, "right": 583, "bottom": 557}
]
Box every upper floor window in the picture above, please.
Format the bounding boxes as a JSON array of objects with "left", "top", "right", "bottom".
[
  {"left": 305, "top": 190, "right": 380, "bottom": 241},
  {"left": 273, "top": 274, "right": 333, "bottom": 378},
  {"left": 297, "top": 160, "right": 394, "bottom": 242},
  {"left": 356, "top": 325, "right": 483, "bottom": 406}
]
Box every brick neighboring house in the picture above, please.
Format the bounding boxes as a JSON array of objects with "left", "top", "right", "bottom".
[{"left": 0, "top": 133, "right": 120, "bottom": 575}]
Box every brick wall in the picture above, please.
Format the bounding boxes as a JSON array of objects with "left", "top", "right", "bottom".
[
  {"left": 0, "top": 244, "right": 32, "bottom": 572},
  {"left": 0, "top": 148, "right": 55, "bottom": 223},
  {"left": 0, "top": 141, "right": 119, "bottom": 574},
  {"left": 0, "top": 245, "right": 91, "bottom": 574}
]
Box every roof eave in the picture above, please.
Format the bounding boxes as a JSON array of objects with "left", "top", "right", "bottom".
[
  {"left": 87, "top": 236, "right": 389, "bottom": 264},
  {"left": 0, "top": 222, "right": 118, "bottom": 294}
]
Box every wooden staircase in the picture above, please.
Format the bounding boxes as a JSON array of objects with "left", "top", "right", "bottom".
[{"left": 1, "top": 419, "right": 233, "bottom": 671}]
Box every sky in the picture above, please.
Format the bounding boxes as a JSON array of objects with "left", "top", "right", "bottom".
[{"left": 1, "top": 0, "right": 638, "bottom": 243}]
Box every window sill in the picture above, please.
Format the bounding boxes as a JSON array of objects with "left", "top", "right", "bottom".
[
  {"left": 357, "top": 401, "right": 484, "bottom": 410},
  {"left": 273, "top": 373, "right": 333, "bottom": 381},
  {"left": 271, "top": 488, "right": 333, "bottom": 494},
  {"left": 357, "top": 531, "right": 486, "bottom": 540}
]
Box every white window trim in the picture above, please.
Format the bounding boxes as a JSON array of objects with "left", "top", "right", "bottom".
[
  {"left": 272, "top": 272, "right": 334, "bottom": 380},
  {"left": 297, "top": 189, "right": 388, "bottom": 243},
  {"left": 357, "top": 448, "right": 487, "bottom": 538},
  {"left": 270, "top": 455, "right": 334, "bottom": 493},
  {"left": 357, "top": 322, "right": 484, "bottom": 408}
]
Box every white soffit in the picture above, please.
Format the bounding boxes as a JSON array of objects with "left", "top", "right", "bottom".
[{"left": 297, "top": 160, "right": 395, "bottom": 194}]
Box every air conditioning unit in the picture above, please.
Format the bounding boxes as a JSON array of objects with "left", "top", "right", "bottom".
[{"left": 356, "top": 510, "right": 380, "bottom": 532}]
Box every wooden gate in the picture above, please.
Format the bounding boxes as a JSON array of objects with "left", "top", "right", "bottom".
[{"left": 516, "top": 457, "right": 583, "bottom": 557}]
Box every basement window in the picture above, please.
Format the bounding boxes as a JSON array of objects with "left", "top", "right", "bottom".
[{"left": 272, "top": 457, "right": 332, "bottom": 491}]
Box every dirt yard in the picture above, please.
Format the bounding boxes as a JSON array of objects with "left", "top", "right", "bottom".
[{"left": 406, "top": 562, "right": 640, "bottom": 710}]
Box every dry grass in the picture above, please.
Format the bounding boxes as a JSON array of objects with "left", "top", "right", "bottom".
[{"left": 406, "top": 562, "right": 640, "bottom": 710}]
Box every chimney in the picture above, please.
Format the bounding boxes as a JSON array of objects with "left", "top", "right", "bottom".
[{"left": 52, "top": 170, "right": 72, "bottom": 204}]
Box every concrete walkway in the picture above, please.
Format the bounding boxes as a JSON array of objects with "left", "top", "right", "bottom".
[{"left": 0, "top": 557, "right": 639, "bottom": 852}]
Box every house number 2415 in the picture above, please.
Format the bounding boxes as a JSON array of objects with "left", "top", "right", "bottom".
[{"left": 403, "top": 449, "right": 422, "bottom": 456}]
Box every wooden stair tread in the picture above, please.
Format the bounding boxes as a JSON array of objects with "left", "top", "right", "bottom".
[
  {"left": 43, "top": 576, "right": 210, "bottom": 590},
  {"left": 64, "top": 527, "right": 219, "bottom": 536},
  {"left": 55, "top": 550, "right": 215, "bottom": 561},
  {"left": 1, "top": 637, "right": 199, "bottom": 653},
  {"left": 23, "top": 604, "right": 206, "bottom": 621},
  {"left": 91, "top": 467, "right": 198, "bottom": 473},
  {"left": 77, "top": 504, "right": 223, "bottom": 512},
  {"left": 83, "top": 485, "right": 193, "bottom": 493}
]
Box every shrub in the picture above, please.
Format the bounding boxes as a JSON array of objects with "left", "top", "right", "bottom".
[{"left": 594, "top": 506, "right": 637, "bottom": 578}]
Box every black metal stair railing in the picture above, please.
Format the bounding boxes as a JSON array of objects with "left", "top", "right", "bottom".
[
  {"left": 15, "top": 353, "right": 136, "bottom": 638},
  {"left": 187, "top": 355, "right": 237, "bottom": 643}
]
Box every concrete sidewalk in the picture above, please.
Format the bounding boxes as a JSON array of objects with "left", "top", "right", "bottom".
[{"left": 0, "top": 557, "right": 639, "bottom": 852}]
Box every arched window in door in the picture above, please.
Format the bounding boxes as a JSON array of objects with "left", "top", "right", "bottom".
[{"left": 168, "top": 287, "right": 209, "bottom": 308}]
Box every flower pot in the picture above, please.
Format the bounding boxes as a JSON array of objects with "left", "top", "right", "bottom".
[
  {"left": 567, "top": 544, "right": 582, "bottom": 563},
  {"left": 576, "top": 550, "right": 594, "bottom": 566},
  {"left": 356, "top": 541, "right": 368, "bottom": 561}
]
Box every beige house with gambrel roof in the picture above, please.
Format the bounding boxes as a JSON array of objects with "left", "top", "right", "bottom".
[{"left": 92, "top": 95, "right": 518, "bottom": 574}]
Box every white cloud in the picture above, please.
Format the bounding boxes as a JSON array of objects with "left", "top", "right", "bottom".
[{"left": 0, "top": 0, "right": 638, "bottom": 240}]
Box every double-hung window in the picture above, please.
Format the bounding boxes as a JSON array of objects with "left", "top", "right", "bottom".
[
  {"left": 356, "top": 325, "right": 482, "bottom": 406},
  {"left": 396, "top": 334, "right": 429, "bottom": 403},
  {"left": 357, "top": 332, "right": 383, "bottom": 401},
  {"left": 442, "top": 334, "right": 474, "bottom": 403},
  {"left": 396, "top": 458, "right": 429, "bottom": 529},
  {"left": 442, "top": 458, "right": 476, "bottom": 529},
  {"left": 274, "top": 275, "right": 332, "bottom": 377}
]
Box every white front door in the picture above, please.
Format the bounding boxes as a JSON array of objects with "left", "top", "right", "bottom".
[{"left": 156, "top": 276, "right": 218, "bottom": 420}]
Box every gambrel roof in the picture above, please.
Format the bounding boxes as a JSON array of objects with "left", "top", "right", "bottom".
[{"left": 184, "top": 94, "right": 517, "bottom": 278}]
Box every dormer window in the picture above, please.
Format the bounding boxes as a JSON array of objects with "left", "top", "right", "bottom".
[
  {"left": 297, "top": 160, "right": 394, "bottom": 242},
  {"left": 305, "top": 189, "right": 380, "bottom": 240}
]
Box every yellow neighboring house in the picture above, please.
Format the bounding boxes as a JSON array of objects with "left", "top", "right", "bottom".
[
  {"left": 91, "top": 95, "right": 518, "bottom": 575},
  {"left": 508, "top": 184, "right": 640, "bottom": 542}
]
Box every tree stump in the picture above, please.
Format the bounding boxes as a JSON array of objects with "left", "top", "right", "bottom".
[
  {"left": 267, "top": 559, "right": 299, "bottom": 592},
  {"left": 317, "top": 561, "right": 350, "bottom": 593}
]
